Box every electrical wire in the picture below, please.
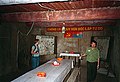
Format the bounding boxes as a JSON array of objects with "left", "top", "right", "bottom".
[
  {"left": 18, "top": 22, "right": 34, "bottom": 36},
  {"left": 26, "top": 22, "right": 34, "bottom": 36},
  {"left": 38, "top": 3, "right": 55, "bottom": 11}
]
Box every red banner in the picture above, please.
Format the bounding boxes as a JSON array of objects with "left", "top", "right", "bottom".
[{"left": 46, "top": 26, "right": 104, "bottom": 32}]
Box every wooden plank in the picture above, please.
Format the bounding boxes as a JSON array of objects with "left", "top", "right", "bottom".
[
  {"left": 1, "top": 7, "right": 120, "bottom": 22},
  {"left": 67, "top": 67, "right": 80, "bottom": 82}
]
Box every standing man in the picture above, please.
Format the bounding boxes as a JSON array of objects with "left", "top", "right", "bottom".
[
  {"left": 82, "top": 40, "right": 100, "bottom": 82},
  {"left": 31, "top": 39, "right": 40, "bottom": 69}
]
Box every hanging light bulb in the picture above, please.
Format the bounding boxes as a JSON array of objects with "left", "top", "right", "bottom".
[
  {"left": 62, "top": 22, "right": 65, "bottom": 33},
  {"left": 62, "top": 26, "right": 65, "bottom": 33}
]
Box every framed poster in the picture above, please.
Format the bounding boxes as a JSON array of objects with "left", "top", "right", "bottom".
[
  {"left": 92, "top": 36, "right": 110, "bottom": 60},
  {"left": 36, "top": 35, "right": 55, "bottom": 55}
]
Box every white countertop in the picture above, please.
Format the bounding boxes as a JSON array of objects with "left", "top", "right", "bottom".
[{"left": 60, "top": 53, "right": 80, "bottom": 57}]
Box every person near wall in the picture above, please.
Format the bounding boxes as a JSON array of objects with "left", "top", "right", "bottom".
[
  {"left": 31, "top": 39, "right": 40, "bottom": 69},
  {"left": 81, "top": 40, "right": 100, "bottom": 82}
]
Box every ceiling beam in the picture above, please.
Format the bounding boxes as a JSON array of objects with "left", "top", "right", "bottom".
[
  {"left": 1, "top": 7, "right": 120, "bottom": 22},
  {"left": 27, "top": 20, "right": 116, "bottom": 27}
]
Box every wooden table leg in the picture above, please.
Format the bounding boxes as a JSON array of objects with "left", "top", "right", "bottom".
[
  {"left": 78, "top": 59, "right": 81, "bottom": 67},
  {"left": 75, "top": 57, "right": 76, "bottom": 66}
]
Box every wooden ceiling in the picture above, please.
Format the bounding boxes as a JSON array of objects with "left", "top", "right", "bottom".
[
  {"left": 0, "top": 0, "right": 120, "bottom": 13},
  {"left": 0, "top": 0, "right": 120, "bottom": 27}
]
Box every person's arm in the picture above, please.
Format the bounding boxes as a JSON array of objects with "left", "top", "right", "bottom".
[
  {"left": 79, "top": 53, "right": 86, "bottom": 59},
  {"left": 97, "top": 58, "right": 100, "bottom": 69},
  {"left": 31, "top": 46, "right": 39, "bottom": 55},
  {"left": 97, "top": 49, "right": 100, "bottom": 69},
  {"left": 81, "top": 53, "right": 87, "bottom": 57},
  {"left": 31, "top": 49, "right": 35, "bottom": 55}
]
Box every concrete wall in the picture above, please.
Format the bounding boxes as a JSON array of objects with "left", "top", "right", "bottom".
[
  {"left": 113, "top": 20, "right": 120, "bottom": 82},
  {"left": 0, "top": 23, "right": 17, "bottom": 77},
  {"left": 0, "top": 22, "right": 33, "bottom": 77}
]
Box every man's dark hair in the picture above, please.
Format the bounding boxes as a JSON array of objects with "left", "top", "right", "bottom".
[{"left": 91, "top": 40, "right": 97, "bottom": 46}]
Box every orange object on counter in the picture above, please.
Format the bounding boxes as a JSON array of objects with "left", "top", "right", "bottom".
[
  {"left": 37, "top": 72, "right": 46, "bottom": 77},
  {"left": 57, "top": 58, "right": 63, "bottom": 61}
]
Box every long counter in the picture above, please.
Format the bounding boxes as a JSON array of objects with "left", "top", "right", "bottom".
[{"left": 11, "top": 59, "right": 72, "bottom": 82}]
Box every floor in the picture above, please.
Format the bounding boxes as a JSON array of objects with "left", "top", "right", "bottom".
[
  {"left": 0, "top": 66, "right": 31, "bottom": 82},
  {"left": 80, "top": 58, "right": 117, "bottom": 82},
  {"left": 0, "top": 59, "right": 117, "bottom": 82}
]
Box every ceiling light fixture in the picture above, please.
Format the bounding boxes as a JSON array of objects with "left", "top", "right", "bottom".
[
  {"left": 62, "top": 22, "right": 66, "bottom": 33},
  {"left": 62, "top": 26, "right": 65, "bottom": 33}
]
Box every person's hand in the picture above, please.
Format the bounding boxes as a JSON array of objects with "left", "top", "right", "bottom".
[
  {"left": 79, "top": 53, "right": 83, "bottom": 59},
  {"left": 79, "top": 56, "right": 82, "bottom": 59},
  {"left": 97, "top": 65, "right": 99, "bottom": 69}
]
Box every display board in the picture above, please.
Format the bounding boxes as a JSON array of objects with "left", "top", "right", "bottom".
[
  {"left": 36, "top": 35, "right": 55, "bottom": 55},
  {"left": 93, "top": 37, "right": 110, "bottom": 60}
]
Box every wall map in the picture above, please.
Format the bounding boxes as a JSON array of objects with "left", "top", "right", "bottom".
[{"left": 36, "top": 35, "right": 55, "bottom": 55}]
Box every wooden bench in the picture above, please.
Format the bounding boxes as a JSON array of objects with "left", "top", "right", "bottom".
[{"left": 67, "top": 67, "right": 81, "bottom": 82}]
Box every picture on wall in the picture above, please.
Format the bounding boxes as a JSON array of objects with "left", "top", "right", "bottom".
[
  {"left": 36, "top": 35, "right": 55, "bottom": 55},
  {"left": 93, "top": 36, "right": 110, "bottom": 61}
]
